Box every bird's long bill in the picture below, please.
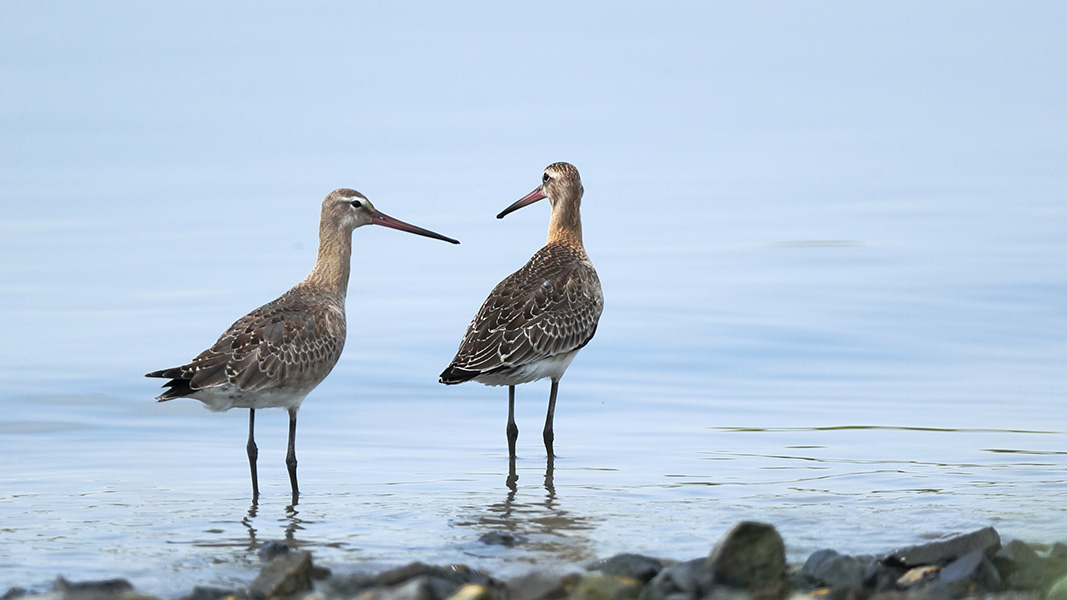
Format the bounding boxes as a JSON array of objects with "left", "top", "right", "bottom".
[
  {"left": 373, "top": 212, "right": 460, "bottom": 244},
  {"left": 496, "top": 186, "right": 547, "bottom": 219}
]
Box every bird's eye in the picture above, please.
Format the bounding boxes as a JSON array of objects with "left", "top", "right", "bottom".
[
  {"left": 350, "top": 200, "right": 363, "bottom": 208},
  {"left": 542, "top": 173, "right": 550, "bottom": 183}
]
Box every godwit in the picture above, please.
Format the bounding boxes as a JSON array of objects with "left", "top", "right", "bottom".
[
  {"left": 440, "top": 162, "right": 603, "bottom": 458},
  {"left": 146, "top": 189, "right": 459, "bottom": 498}
]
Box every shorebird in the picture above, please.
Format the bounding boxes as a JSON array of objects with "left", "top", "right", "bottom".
[
  {"left": 146, "top": 189, "right": 458, "bottom": 498},
  {"left": 440, "top": 162, "right": 603, "bottom": 458}
]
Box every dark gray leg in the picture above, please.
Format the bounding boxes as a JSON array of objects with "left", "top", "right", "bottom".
[
  {"left": 543, "top": 380, "right": 558, "bottom": 457},
  {"left": 286, "top": 408, "right": 299, "bottom": 497},
  {"left": 506, "top": 386, "right": 518, "bottom": 458},
  {"left": 247, "top": 409, "right": 259, "bottom": 498}
]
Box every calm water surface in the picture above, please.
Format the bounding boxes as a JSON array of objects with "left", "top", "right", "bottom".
[{"left": 2, "top": 3, "right": 1066, "bottom": 597}]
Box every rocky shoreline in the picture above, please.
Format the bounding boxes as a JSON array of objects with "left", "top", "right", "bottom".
[{"left": 5, "top": 522, "right": 1067, "bottom": 600}]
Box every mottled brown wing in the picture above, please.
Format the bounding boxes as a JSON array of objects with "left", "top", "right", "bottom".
[
  {"left": 442, "top": 244, "right": 603, "bottom": 381},
  {"left": 148, "top": 287, "right": 346, "bottom": 398}
]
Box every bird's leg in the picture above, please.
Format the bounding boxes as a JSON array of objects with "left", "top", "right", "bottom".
[
  {"left": 506, "top": 385, "right": 518, "bottom": 458},
  {"left": 286, "top": 408, "right": 299, "bottom": 498},
  {"left": 247, "top": 409, "right": 259, "bottom": 499},
  {"left": 543, "top": 380, "right": 558, "bottom": 458}
]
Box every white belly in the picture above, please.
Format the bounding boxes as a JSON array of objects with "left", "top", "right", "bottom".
[
  {"left": 189, "top": 384, "right": 312, "bottom": 412},
  {"left": 472, "top": 350, "right": 580, "bottom": 387}
]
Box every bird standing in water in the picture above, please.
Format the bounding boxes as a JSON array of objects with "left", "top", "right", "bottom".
[
  {"left": 440, "top": 162, "right": 603, "bottom": 458},
  {"left": 147, "top": 189, "right": 459, "bottom": 499}
]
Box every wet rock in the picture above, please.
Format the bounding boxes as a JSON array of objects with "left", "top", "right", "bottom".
[
  {"left": 857, "top": 554, "right": 903, "bottom": 591},
  {"left": 504, "top": 571, "right": 578, "bottom": 600},
  {"left": 52, "top": 578, "right": 158, "bottom": 600},
  {"left": 940, "top": 548, "right": 1001, "bottom": 592},
  {"left": 706, "top": 521, "right": 789, "bottom": 600},
  {"left": 478, "top": 532, "right": 527, "bottom": 548},
  {"left": 993, "top": 539, "right": 1067, "bottom": 592},
  {"left": 638, "top": 557, "right": 713, "bottom": 600},
  {"left": 370, "top": 578, "right": 438, "bottom": 600},
  {"left": 257, "top": 540, "right": 292, "bottom": 562},
  {"left": 249, "top": 550, "right": 314, "bottom": 598},
  {"left": 177, "top": 587, "right": 245, "bottom": 600},
  {"left": 587, "top": 554, "right": 664, "bottom": 584},
  {"left": 324, "top": 563, "right": 498, "bottom": 600},
  {"left": 795, "top": 550, "right": 863, "bottom": 593},
  {"left": 569, "top": 573, "right": 643, "bottom": 600},
  {"left": 883, "top": 527, "right": 1001, "bottom": 568}
]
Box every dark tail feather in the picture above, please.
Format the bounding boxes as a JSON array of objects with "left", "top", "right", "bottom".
[
  {"left": 439, "top": 365, "right": 480, "bottom": 385},
  {"left": 146, "top": 367, "right": 196, "bottom": 400}
]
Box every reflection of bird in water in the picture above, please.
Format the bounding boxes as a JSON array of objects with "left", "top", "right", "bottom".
[
  {"left": 459, "top": 455, "right": 595, "bottom": 563},
  {"left": 147, "top": 189, "right": 458, "bottom": 500},
  {"left": 441, "top": 162, "right": 603, "bottom": 458},
  {"left": 242, "top": 499, "right": 303, "bottom": 554}
]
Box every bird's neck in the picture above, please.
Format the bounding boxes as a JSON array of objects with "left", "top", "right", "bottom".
[
  {"left": 305, "top": 224, "right": 352, "bottom": 301},
  {"left": 547, "top": 196, "right": 583, "bottom": 246}
]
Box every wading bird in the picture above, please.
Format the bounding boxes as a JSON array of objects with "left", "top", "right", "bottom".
[
  {"left": 147, "top": 189, "right": 459, "bottom": 499},
  {"left": 440, "top": 162, "right": 603, "bottom": 458}
]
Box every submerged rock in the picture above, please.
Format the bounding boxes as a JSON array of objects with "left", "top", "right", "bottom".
[
  {"left": 478, "top": 532, "right": 528, "bottom": 548},
  {"left": 47, "top": 578, "right": 159, "bottom": 600}
]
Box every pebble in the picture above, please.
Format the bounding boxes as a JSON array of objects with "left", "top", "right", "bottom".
[{"left": 6, "top": 524, "right": 1067, "bottom": 600}]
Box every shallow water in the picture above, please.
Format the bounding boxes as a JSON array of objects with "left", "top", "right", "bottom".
[{"left": 2, "top": 3, "right": 1067, "bottom": 597}]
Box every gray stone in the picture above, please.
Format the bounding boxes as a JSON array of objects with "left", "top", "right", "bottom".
[
  {"left": 858, "top": 554, "right": 903, "bottom": 591},
  {"left": 364, "top": 578, "right": 437, "bottom": 600},
  {"left": 706, "top": 521, "right": 788, "bottom": 600},
  {"left": 52, "top": 578, "right": 158, "bottom": 600},
  {"left": 638, "top": 558, "right": 712, "bottom": 600},
  {"left": 504, "top": 571, "right": 577, "bottom": 600},
  {"left": 883, "top": 527, "right": 1001, "bottom": 568},
  {"left": 177, "top": 587, "right": 244, "bottom": 600},
  {"left": 939, "top": 548, "right": 1001, "bottom": 594},
  {"left": 323, "top": 563, "right": 498, "bottom": 600},
  {"left": 587, "top": 554, "right": 664, "bottom": 583},
  {"left": 994, "top": 540, "right": 1067, "bottom": 592},
  {"left": 249, "top": 550, "right": 314, "bottom": 598},
  {"left": 795, "top": 549, "right": 863, "bottom": 592}
]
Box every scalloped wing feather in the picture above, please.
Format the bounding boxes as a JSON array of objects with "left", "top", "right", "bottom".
[
  {"left": 152, "top": 285, "right": 346, "bottom": 400},
  {"left": 442, "top": 243, "right": 602, "bottom": 382}
]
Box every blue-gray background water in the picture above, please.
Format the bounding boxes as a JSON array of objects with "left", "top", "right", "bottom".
[{"left": 2, "top": 3, "right": 1065, "bottom": 596}]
